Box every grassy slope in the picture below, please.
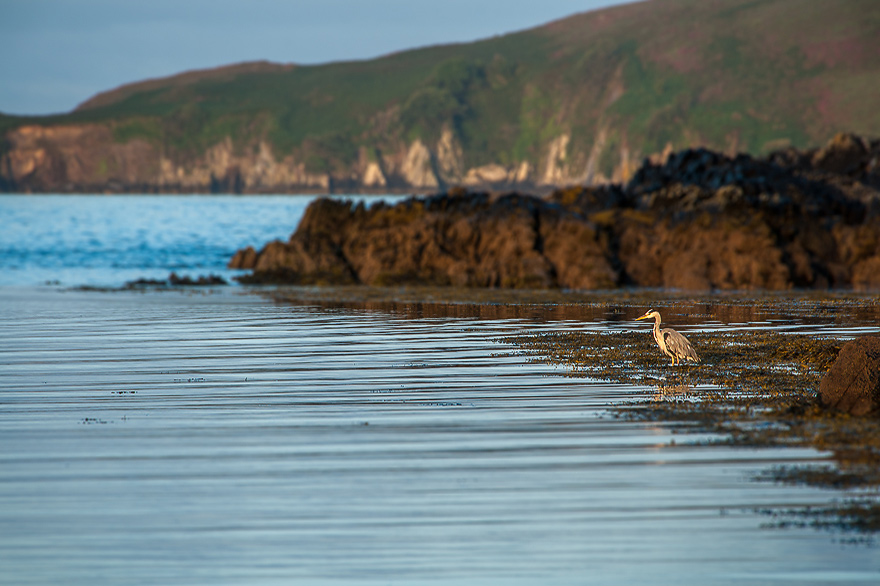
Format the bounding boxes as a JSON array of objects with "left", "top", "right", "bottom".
[{"left": 4, "top": 0, "right": 878, "bottom": 177}]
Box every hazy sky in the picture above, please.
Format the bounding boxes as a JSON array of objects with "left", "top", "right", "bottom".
[{"left": 1, "top": 0, "right": 634, "bottom": 116}]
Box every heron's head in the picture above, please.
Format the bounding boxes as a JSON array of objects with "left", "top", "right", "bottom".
[{"left": 635, "top": 309, "right": 659, "bottom": 321}]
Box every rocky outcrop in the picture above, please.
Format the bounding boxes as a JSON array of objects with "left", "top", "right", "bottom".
[
  {"left": 541, "top": 134, "right": 571, "bottom": 185},
  {"left": 362, "top": 162, "right": 387, "bottom": 188},
  {"left": 435, "top": 127, "right": 464, "bottom": 184},
  {"left": 232, "top": 192, "right": 616, "bottom": 288},
  {"left": 819, "top": 337, "right": 880, "bottom": 416},
  {"left": 232, "top": 134, "right": 880, "bottom": 291},
  {"left": 398, "top": 140, "right": 439, "bottom": 189},
  {"left": 159, "top": 138, "right": 332, "bottom": 192}
]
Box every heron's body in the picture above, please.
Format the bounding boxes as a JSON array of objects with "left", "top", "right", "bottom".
[{"left": 636, "top": 310, "right": 700, "bottom": 366}]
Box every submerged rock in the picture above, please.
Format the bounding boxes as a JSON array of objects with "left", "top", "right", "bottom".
[
  {"left": 819, "top": 336, "right": 880, "bottom": 417},
  {"left": 120, "top": 273, "right": 228, "bottom": 289},
  {"left": 167, "top": 273, "right": 227, "bottom": 286}
]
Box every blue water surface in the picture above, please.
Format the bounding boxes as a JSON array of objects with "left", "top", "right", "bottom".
[{"left": 0, "top": 194, "right": 404, "bottom": 287}]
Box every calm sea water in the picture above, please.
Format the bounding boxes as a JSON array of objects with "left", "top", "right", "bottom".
[
  {"left": 1, "top": 195, "right": 879, "bottom": 585},
  {"left": 0, "top": 194, "right": 405, "bottom": 288}
]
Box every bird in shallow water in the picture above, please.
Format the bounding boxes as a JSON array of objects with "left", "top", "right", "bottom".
[{"left": 635, "top": 309, "right": 700, "bottom": 366}]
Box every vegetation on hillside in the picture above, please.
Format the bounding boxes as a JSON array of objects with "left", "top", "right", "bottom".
[{"left": 2, "top": 0, "right": 878, "bottom": 180}]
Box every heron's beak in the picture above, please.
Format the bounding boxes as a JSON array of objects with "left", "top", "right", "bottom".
[{"left": 635, "top": 313, "right": 650, "bottom": 321}]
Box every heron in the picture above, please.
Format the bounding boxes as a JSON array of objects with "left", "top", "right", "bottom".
[{"left": 635, "top": 309, "right": 700, "bottom": 366}]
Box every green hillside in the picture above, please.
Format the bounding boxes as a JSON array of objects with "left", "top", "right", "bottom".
[{"left": 4, "top": 0, "right": 879, "bottom": 185}]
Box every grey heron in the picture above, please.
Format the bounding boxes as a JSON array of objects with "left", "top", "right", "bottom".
[{"left": 635, "top": 309, "right": 700, "bottom": 366}]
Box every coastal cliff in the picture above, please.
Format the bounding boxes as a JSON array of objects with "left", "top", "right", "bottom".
[
  {"left": 2, "top": 0, "right": 878, "bottom": 194},
  {"left": 0, "top": 123, "right": 622, "bottom": 194},
  {"left": 231, "top": 134, "right": 880, "bottom": 291}
]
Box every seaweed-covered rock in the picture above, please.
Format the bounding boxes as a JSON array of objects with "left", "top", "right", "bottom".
[
  {"left": 819, "top": 336, "right": 880, "bottom": 416},
  {"left": 234, "top": 192, "right": 619, "bottom": 288},
  {"left": 811, "top": 132, "right": 870, "bottom": 176},
  {"left": 232, "top": 135, "right": 880, "bottom": 290}
]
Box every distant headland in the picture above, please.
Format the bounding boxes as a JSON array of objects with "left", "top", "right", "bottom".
[{"left": 1, "top": 0, "right": 878, "bottom": 194}]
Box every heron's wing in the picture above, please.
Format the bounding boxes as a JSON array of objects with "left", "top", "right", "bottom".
[{"left": 662, "top": 328, "right": 700, "bottom": 362}]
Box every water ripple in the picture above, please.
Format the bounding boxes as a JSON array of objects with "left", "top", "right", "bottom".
[{"left": 1, "top": 288, "right": 877, "bottom": 585}]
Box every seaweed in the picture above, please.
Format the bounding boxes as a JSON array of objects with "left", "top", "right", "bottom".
[{"left": 266, "top": 285, "right": 880, "bottom": 535}]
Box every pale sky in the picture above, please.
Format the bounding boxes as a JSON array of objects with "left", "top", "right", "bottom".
[{"left": 0, "top": 0, "right": 635, "bottom": 116}]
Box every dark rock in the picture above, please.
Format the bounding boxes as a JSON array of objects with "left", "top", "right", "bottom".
[
  {"left": 819, "top": 336, "right": 880, "bottom": 416},
  {"left": 123, "top": 273, "right": 227, "bottom": 288},
  {"left": 615, "top": 213, "right": 790, "bottom": 290},
  {"left": 228, "top": 246, "right": 257, "bottom": 269},
  {"left": 122, "top": 277, "right": 167, "bottom": 289},
  {"left": 235, "top": 192, "right": 620, "bottom": 288},
  {"left": 232, "top": 135, "right": 880, "bottom": 291},
  {"left": 168, "top": 272, "right": 227, "bottom": 286},
  {"left": 812, "top": 133, "right": 868, "bottom": 176}
]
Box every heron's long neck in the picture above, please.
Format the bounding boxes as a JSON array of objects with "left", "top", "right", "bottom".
[
  {"left": 652, "top": 314, "right": 662, "bottom": 332},
  {"left": 651, "top": 314, "right": 665, "bottom": 351}
]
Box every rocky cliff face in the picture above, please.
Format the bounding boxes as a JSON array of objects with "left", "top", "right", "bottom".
[
  {"left": 1, "top": 124, "right": 159, "bottom": 192},
  {"left": 230, "top": 134, "right": 880, "bottom": 291},
  {"left": 0, "top": 122, "right": 629, "bottom": 193}
]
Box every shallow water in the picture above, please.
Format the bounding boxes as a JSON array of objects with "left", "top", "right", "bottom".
[
  {"left": 2, "top": 195, "right": 879, "bottom": 584},
  {"left": 2, "top": 287, "right": 879, "bottom": 585}
]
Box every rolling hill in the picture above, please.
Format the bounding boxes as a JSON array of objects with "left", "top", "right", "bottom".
[{"left": 2, "top": 0, "right": 879, "bottom": 193}]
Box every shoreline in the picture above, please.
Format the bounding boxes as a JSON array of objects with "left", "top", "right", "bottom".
[
  {"left": 5, "top": 283, "right": 880, "bottom": 536},
  {"left": 263, "top": 285, "right": 880, "bottom": 535}
]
